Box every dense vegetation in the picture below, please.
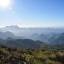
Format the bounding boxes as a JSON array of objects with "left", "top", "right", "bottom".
[
  {"left": 0, "top": 38, "right": 64, "bottom": 64},
  {"left": 0, "top": 46, "right": 64, "bottom": 64}
]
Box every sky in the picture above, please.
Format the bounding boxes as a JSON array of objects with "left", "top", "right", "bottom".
[{"left": 0, "top": 0, "right": 64, "bottom": 28}]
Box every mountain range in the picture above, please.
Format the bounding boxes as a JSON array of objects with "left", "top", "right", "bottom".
[
  {"left": 0, "top": 25, "right": 64, "bottom": 48},
  {"left": 1, "top": 25, "right": 64, "bottom": 36}
]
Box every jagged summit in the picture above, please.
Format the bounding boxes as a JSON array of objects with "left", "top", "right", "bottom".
[{"left": 5, "top": 25, "right": 20, "bottom": 29}]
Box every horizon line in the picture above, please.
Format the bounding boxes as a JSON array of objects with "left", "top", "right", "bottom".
[{"left": 0, "top": 25, "right": 64, "bottom": 28}]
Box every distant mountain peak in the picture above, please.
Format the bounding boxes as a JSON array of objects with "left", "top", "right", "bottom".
[{"left": 5, "top": 25, "right": 20, "bottom": 29}]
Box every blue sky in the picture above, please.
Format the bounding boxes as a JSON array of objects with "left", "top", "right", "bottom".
[{"left": 0, "top": 0, "right": 64, "bottom": 27}]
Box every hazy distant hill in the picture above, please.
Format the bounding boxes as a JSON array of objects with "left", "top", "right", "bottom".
[
  {"left": 0, "top": 25, "right": 64, "bottom": 46},
  {"left": 50, "top": 33, "right": 64, "bottom": 45},
  {"left": 0, "top": 39, "right": 46, "bottom": 49},
  {"left": 0, "top": 31, "right": 15, "bottom": 39},
  {"left": 0, "top": 25, "right": 64, "bottom": 36}
]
